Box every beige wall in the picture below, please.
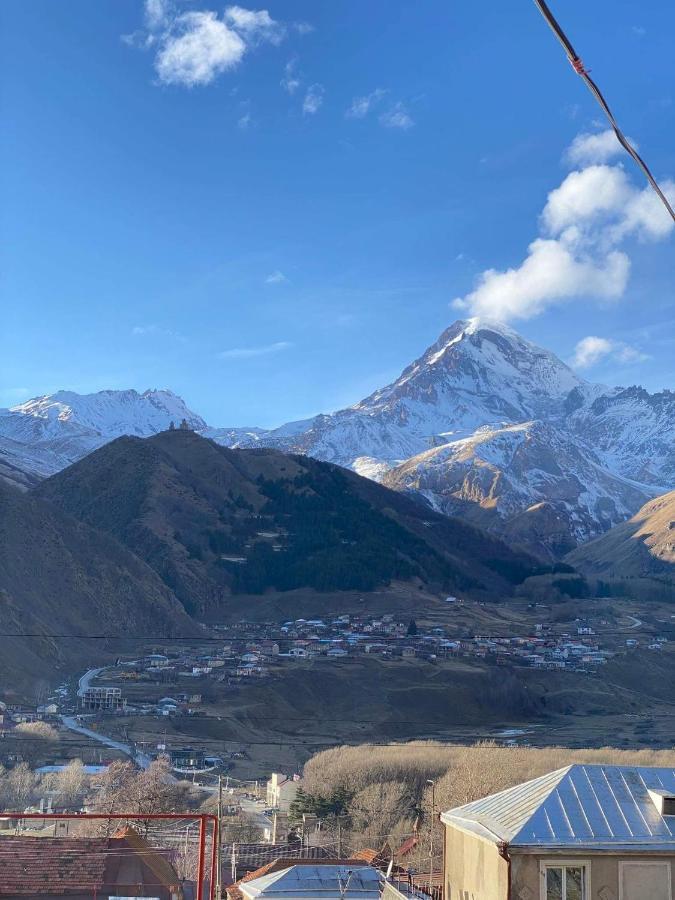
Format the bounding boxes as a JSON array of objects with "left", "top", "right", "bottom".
[
  {"left": 444, "top": 822, "right": 675, "bottom": 900},
  {"left": 512, "top": 851, "right": 675, "bottom": 900},
  {"left": 444, "top": 824, "right": 509, "bottom": 900}
]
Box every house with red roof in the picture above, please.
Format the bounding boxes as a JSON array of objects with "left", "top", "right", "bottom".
[{"left": 0, "top": 827, "right": 184, "bottom": 900}]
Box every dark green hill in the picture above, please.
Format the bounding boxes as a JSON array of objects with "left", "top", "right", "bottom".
[
  {"left": 0, "top": 481, "right": 197, "bottom": 697},
  {"left": 36, "top": 430, "right": 538, "bottom": 615}
]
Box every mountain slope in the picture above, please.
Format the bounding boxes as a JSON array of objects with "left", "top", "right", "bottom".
[
  {"left": 215, "top": 318, "right": 585, "bottom": 470},
  {"left": 0, "top": 481, "right": 197, "bottom": 695},
  {"left": 566, "top": 490, "right": 675, "bottom": 578},
  {"left": 0, "top": 389, "right": 205, "bottom": 486},
  {"left": 35, "top": 429, "right": 540, "bottom": 613},
  {"left": 4, "top": 320, "right": 672, "bottom": 559},
  {"left": 568, "top": 386, "right": 675, "bottom": 487},
  {"left": 382, "top": 420, "right": 653, "bottom": 560}
]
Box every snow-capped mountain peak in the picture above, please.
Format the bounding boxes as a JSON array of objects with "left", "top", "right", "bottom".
[
  {"left": 353, "top": 317, "right": 584, "bottom": 430},
  {"left": 2, "top": 319, "right": 672, "bottom": 563},
  {"left": 10, "top": 388, "right": 206, "bottom": 437}
]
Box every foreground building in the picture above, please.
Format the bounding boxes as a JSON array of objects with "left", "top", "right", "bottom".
[
  {"left": 0, "top": 828, "right": 183, "bottom": 899},
  {"left": 228, "top": 861, "right": 382, "bottom": 900},
  {"left": 441, "top": 764, "right": 675, "bottom": 900}
]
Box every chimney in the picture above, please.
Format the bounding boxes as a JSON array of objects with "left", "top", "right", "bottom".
[{"left": 648, "top": 789, "right": 675, "bottom": 816}]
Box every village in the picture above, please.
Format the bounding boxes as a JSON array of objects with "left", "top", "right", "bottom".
[{"left": 1, "top": 603, "right": 669, "bottom": 736}]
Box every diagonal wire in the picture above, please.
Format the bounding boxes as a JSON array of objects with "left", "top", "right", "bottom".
[{"left": 532, "top": 0, "right": 675, "bottom": 222}]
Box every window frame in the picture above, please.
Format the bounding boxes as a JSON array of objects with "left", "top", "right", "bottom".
[
  {"left": 618, "top": 859, "right": 672, "bottom": 900},
  {"left": 539, "top": 859, "right": 591, "bottom": 900}
]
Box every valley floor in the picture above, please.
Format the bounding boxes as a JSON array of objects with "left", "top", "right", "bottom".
[{"left": 56, "top": 591, "right": 675, "bottom": 780}]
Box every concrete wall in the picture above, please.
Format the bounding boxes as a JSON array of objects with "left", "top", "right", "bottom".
[
  {"left": 444, "top": 822, "right": 675, "bottom": 900},
  {"left": 444, "top": 825, "right": 508, "bottom": 900},
  {"left": 511, "top": 850, "right": 675, "bottom": 900}
]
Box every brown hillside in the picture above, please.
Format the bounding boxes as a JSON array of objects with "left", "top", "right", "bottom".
[
  {"left": 567, "top": 490, "right": 675, "bottom": 578},
  {"left": 36, "top": 430, "right": 539, "bottom": 616},
  {"left": 0, "top": 481, "right": 197, "bottom": 697}
]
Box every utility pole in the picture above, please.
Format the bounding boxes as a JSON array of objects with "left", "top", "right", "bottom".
[
  {"left": 426, "top": 779, "right": 435, "bottom": 897},
  {"left": 216, "top": 775, "right": 223, "bottom": 899}
]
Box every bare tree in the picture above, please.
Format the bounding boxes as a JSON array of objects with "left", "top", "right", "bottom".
[
  {"left": 14, "top": 721, "right": 59, "bottom": 766},
  {"left": 0, "top": 763, "right": 39, "bottom": 810},
  {"left": 51, "top": 759, "right": 89, "bottom": 808}
]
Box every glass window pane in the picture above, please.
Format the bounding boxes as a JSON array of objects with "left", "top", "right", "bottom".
[
  {"left": 546, "top": 868, "right": 563, "bottom": 900},
  {"left": 565, "top": 867, "right": 584, "bottom": 900}
]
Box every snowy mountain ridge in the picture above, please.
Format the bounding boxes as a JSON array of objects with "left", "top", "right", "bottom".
[{"left": 2, "top": 318, "right": 672, "bottom": 560}]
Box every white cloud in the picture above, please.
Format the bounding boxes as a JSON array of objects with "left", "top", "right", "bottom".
[
  {"left": 614, "top": 178, "right": 675, "bottom": 242},
  {"left": 265, "top": 270, "right": 288, "bottom": 284},
  {"left": 224, "top": 5, "right": 285, "bottom": 45},
  {"left": 453, "top": 239, "right": 630, "bottom": 321},
  {"left": 452, "top": 134, "right": 674, "bottom": 322},
  {"left": 238, "top": 111, "right": 253, "bottom": 129},
  {"left": 542, "top": 165, "right": 632, "bottom": 234},
  {"left": 293, "top": 22, "right": 314, "bottom": 35},
  {"left": 571, "top": 335, "right": 649, "bottom": 369},
  {"left": 155, "top": 11, "right": 246, "bottom": 86},
  {"left": 129, "top": 4, "right": 285, "bottom": 88},
  {"left": 145, "top": 0, "right": 171, "bottom": 31},
  {"left": 571, "top": 336, "right": 614, "bottom": 368},
  {"left": 281, "top": 58, "right": 300, "bottom": 95},
  {"left": 346, "top": 88, "right": 386, "bottom": 119},
  {"left": 302, "top": 84, "right": 324, "bottom": 115},
  {"left": 218, "top": 341, "right": 292, "bottom": 359},
  {"left": 564, "top": 129, "right": 629, "bottom": 166},
  {"left": 379, "top": 102, "right": 414, "bottom": 130},
  {"left": 132, "top": 324, "right": 186, "bottom": 341}
]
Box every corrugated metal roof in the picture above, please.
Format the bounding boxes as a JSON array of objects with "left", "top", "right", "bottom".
[
  {"left": 441, "top": 764, "right": 675, "bottom": 850},
  {"left": 241, "top": 865, "right": 382, "bottom": 899}
]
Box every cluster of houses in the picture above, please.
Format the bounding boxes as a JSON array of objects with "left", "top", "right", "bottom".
[
  {"left": 93, "top": 613, "right": 671, "bottom": 715},
  {"left": 0, "top": 699, "right": 60, "bottom": 727}
]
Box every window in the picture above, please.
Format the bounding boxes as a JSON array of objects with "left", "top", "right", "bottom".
[{"left": 540, "top": 862, "right": 589, "bottom": 900}]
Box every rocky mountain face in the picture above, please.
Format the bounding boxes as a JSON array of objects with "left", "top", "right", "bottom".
[
  {"left": 3, "top": 319, "right": 673, "bottom": 560},
  {"left": 567, "top": 490, "right": 675, "bottom": 578},
  {"left": 35, "top": 430, "right": 539, "bottom": 613},
  {"left": 381, "top": 420, "right": 651, "bottom": 559},
  {"left": 0, "top": 389, "right": 205, "bottom": 488},
  {"left": 211, "top": 318, "right": 586, "bottom": 472}
]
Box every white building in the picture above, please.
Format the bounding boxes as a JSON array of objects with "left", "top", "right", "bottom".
[{"left": 266, "top": 773, "right": 301, "bottom": 812}]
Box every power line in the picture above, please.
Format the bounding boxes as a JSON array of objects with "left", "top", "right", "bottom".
[
  {"left": 0, "top": 626, "right": 668, "bottom": 641},
  {"left": 532, "top": 0, "right": 675, "bottom": 222}
]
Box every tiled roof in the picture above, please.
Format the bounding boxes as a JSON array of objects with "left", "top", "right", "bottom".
[
  {"left": 395, "top": 836, "right": 418, "bottom": 858},
  {"left": 0, "top": 830, "right": 181, "bottom": 896},
  {"left": 0, "top": 836, "right": 110, "bottom": 895},
  {"left": 223, "top": 842, "right": 330, "bottom": 872},
  {"left": 350, "top": 849, "right": 381, "bottom": 864},
  {"left": 441, "top": 764, "right": 675, "bottom": 850}
]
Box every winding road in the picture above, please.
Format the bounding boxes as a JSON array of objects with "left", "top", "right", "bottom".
[
  {"left": 62, "top": 665, "right": 152, "bottom": 769},
  {"left": 60, "top": 714, "right": 152, "bottom": 769}
]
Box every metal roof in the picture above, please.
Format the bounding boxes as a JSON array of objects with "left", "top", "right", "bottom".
[
  {"left": 440, "top": 764, "right": 675, "bottom": 850},
  {"left": 240, "top": 865, "right": 382, "bottom": 900}
]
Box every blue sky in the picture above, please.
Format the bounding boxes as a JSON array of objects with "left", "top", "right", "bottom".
[{"left": 2, "top": 0, "right": 674, "bottom": 426}]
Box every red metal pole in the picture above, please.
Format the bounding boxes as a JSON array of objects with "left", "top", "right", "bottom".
[
  {"left": 197, "top": 815, "right": 207, "bottom": 900},
  {"left": 210, "top": 816, "right": 219, "bottom": 900},
  {"left": 1, "top": 812, "right": 218, "bottom": 821}
]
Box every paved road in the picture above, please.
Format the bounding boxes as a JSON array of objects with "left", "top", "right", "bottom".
[
  {"left": 240, "top": 797, "right": 274, "bottom": 831},
  {"left": 60, "top": 714, "right": 152, "bottom": 769},
  {"left": 76, "top": 667, "right": 108, "bottom": 697},
  {"left": 625, "top": 615, "right": 643, "bottom": 629}
]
